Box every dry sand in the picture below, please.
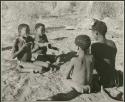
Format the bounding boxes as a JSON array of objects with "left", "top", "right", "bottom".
[
  {"left": 1, "top": 2, "right": 124, "bottom": 102},
  {"left": 1, "top": 17, "right": 124, "bottom": 102}
]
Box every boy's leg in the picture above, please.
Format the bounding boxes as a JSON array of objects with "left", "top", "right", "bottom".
[
  {"left": 33, "top": 61, "right": 50, "bottom": 68},
  {"left": 63, "top": 79, "right": 73, "bottom": 90},
  {"left": 33, "top": 61, "right": 51, "bottom": 73},
  {"left": 18, "top": 61, "right": 51, "bottom": 73},
  {"left": 18, "top": 62, "right": 42, "bottom": 73},
  {"left": 19, "top": 62, "right": 41, "bottom": 68},
  {"left": 63, "top": 79, "right": 90, "bottom": 94}
]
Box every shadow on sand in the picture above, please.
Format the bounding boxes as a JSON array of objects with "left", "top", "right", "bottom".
[
  {"left": 57, "top": 51, "right": 77, "bottom": 64},
  {"left": 37, "top": 89, "right": 81, "bottom": 101},
  {"left": 36, "top": 51, "right": 77, "bottom": 72}
]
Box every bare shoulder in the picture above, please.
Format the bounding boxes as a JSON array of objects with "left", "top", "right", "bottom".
[
  {"left": 15, "top": 37, "right": 19, "bottom": 41},
  {"left": 86, "top": 54, "right": 93, "bottom": 62},
  {"left": 71, "top": 57, "right": 77, "bottom": 61},
  {"left": 70, "top": 57, "right": 77, "bottom": 63},
  {"left": 13, "top": 37, "right": 20, "bottom": 44},
  {"left": 106, "top": 39, "right": 116, "bottom": 48}
]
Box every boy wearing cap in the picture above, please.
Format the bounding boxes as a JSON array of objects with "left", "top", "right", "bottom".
[
  {"left": 64, "top": 35, "right": 94, "bottom": 94},
  {"left": 90, "top": 19, "right": 117, "bottom": 88}
]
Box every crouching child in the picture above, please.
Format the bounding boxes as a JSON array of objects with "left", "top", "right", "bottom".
[{"left": 64, "top": 35, "right": 94, "bottom": 94}]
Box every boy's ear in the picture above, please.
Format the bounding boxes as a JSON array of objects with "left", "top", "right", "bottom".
[
  {"left": 93, "top": 18, "right": 97, "bottom": 23},
  {"left": 96, "top": 32, "right": 98, "bottom": 35},
  {"left": 94, "top": 30, "right": 98, "bottom": 35},
  {"left": 78, "top": 47, "right": 79, "bottom": 50}
]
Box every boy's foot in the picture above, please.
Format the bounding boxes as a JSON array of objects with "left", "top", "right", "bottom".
[
  {"left": 33, "top": 67, "right": 50, "bottom": 74},
  {"left": 50, "top": 64, "right": 60, "bottom": 72},
  {"left": 40, "top": 67, "right": 50, "bottom": 74},
  {"left": 33, "top": 70, "right": 39, "bottom": 74},
  {"left": 104, "top": 87, "right": 123, "bottom": 101},
  {"left": 18, "top": 65, "right": 24, "bottom": 69},
  {"left": 17, "top": 64, "right": 24, "bottom": 72}
]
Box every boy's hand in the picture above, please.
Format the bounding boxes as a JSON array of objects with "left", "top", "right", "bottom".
[
  {"left": 26, "top": 42, "right": 32, "bottom": 46},
  {"left": 21, "top": 42, "right": 32, "bottom": 50},
  {"left": 48, "top": 44, "right": 52, "bottom": 48},
  {"left": 38, "top": 43, "right": 49, "bottom": 47}
]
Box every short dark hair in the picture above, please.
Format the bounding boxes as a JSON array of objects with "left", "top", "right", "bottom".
[
  {"left": 91, "top": 20, "right": 107, "bottom": 36},
  {"left": 75, "top": 35, "right": 91, "bottom": 50},
  {"left": 35, "top": 23, "right": 45, "bottom": 32},
  {"left": 18, "top": 24, "right": 30, "bottom": 34}
]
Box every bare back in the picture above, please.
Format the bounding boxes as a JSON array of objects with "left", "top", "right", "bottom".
[{"left": 70, "top": 55, "right": 93, "bottom": 86}]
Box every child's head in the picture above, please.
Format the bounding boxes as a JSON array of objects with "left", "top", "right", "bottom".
[
  {"left": 18, "top": 24, "right": 30, "bottom": 37},
  {"left": 75, "top": 35, "right": 91, "bottom": 53},
  {"left": 35, "top": 23, "right": 45, "bottom": 35},
  {"left": 90, "top": 20, "right": 107, "bottom": 40}
]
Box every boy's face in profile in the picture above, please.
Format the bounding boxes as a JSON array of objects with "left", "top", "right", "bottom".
[
  {"left": 77, "top": 46, "right": 80, "bottom": 55},
  {"left": 91, "top": 30, "right": 98, "bottom": 41},
  {"left": 36, "top": 26, "right": 44, "bottom": 35},
  {"left": 76, "top": 46, "right": 83, "bottom": 56},
  {"left": 20, "top": 27, "right": 27, "bottom": 37}
]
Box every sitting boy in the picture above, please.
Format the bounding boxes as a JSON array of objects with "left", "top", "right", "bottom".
[
  {"left": 12, "top": 23, "right": 34, "bottom": 62},
  {"left": 64, "top": 35, "right": 94, "bottom": 94},
  {"left": 12, "top": 24, "right": 50, "bottom": 73},
  {"left": 32, "top": 23, "right": 59, "bottom": 63},
  {"left": 90, "top": 19, "right": 117, "bottom": 88}
]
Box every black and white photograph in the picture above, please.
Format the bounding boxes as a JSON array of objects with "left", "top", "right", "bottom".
[{"left": 1, "top": 1, "right": 124, "bottom": 102}]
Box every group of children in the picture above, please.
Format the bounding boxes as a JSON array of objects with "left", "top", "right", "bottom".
[
  {"left": 12, "top": 23, "right": 57, "bottom": 73},
  {"left": 12, "top": 19, "right": 119, "bottom": 94}
]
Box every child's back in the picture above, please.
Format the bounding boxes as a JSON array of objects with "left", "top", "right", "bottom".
[
  {"left": 66, "top": 35, "right": 93, "bottom": 93},
  {"left": 91, "top": 39, "right": 117, "bottom": 87},
  {"left": 71, "top": 54, "right": 93, "bottom": 85}
]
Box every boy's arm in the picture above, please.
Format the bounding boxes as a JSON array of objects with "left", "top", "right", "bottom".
[
  {"left": 12, "top": 39, "right": 18, "bottom": 59},
  {"left": 12, "top": 39, "right": 27, "bottom": 59},
  {"left": 48, "top": 44, "right": 59, "bottom": 51},
  {"left": 12, "top": 46, "right": 25, "bottom": 59},
  {"left": 32, "top": 43, "right": 39, "bottom": 53},
  {"left": 66, "top": 58, "right": 75, "bottom": 79},
  {"left": 88, "top": 56, "right": 94, "bottom": 84},
  {"left": 112, "top": 41, "right": 117, "bottom": 56},
  {"left": 45, "top": 34, "right": 49, "bottom": 42},
  {"left": 38, "top": 42, "right": 49, "bottom": 47},
  {"left": 31, "top": 37, "right": 35, "bottom": 49},
  {"left": 32, "top": 41, "right": 49, "bottom": 53},
  {"left": 91, "top": 44, "right": 95, "bottom": 56}
]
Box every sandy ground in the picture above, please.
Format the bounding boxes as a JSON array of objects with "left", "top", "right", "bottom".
[{"left": 1, "top": 16, "right": 124, "bottom": 102}]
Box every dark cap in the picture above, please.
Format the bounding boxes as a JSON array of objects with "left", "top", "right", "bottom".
[
  {"left": 75, "top": 35, "right": 91, "bottom": 50},
  {"left": 90, "top": 20, "right": 107, "bottom": 36}
]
